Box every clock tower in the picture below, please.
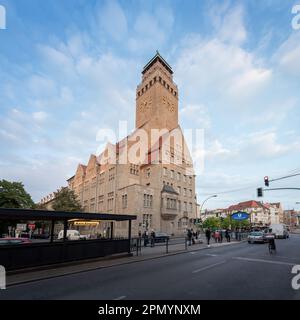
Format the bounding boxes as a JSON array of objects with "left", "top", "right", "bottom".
[{"left": 136, "top": 51, "right": 179, "bottom": 130}]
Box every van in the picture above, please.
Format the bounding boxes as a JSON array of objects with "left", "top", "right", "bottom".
[
  {"left": 57, "top": 230, "right": 87, "bottom": 240},
  {"left": 269, "top": 224, "right": 289, "bottom": 239}
]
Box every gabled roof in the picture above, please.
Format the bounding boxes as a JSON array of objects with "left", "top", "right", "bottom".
[
  {"left": 142, "top": 50, "right": 173, "bottom": 75},
  {"left": 227, "top": 200, "right": 265, "bottom": 211}
]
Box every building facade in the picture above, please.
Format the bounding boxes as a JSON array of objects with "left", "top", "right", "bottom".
[{"left": 67, "top": 52, "right": 197, "bottom": 237}]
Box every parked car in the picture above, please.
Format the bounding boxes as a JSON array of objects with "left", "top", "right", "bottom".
[
  {"left": 0, "top": 237, "right": 32, "bottom": 245},
  {"left": 248, "top": 231, "right": 266, "bottom": 244},
  {"left": 57, "top": 230, "right": 88, "bottom": 240},
  {"left": 154, "top": 232, "right": 170, "bottom": 243}
]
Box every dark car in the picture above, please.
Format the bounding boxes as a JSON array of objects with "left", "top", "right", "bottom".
[
  {"left": 0, "top": 237, "right": 32, "bottom": 245},
  {"left": 154, "top": 232, "right": 170, "bottom": 243}
]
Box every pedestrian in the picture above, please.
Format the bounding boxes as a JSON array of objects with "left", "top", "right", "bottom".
[
  {"left": 150, "top": 230, "right": 156, "bottom": 247},
  {"left": 220, "top": 230, "right": 223, "bottom": 243},
  {"left": 225, "top": 229, "right": 231, "bottom": 242},
  {"left": 205, "top": 228, "right": 211, "bottom": 246},
  {"left": 187, "top": 229, "right": 192, "bottom": 246},
  {"left": 143, "top": 231, "right": 149, "bottom": 247},
  {"left": 214, "top": 230, "right": 219, "bottom": 243}
]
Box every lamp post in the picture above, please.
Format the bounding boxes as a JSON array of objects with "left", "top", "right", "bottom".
[{"left": 199, "top": 195, "right": 217, "bottom": 222}]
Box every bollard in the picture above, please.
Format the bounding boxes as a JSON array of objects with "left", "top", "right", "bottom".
[{"left": 166, "top": 238, "right": 169, "bottom": 254}]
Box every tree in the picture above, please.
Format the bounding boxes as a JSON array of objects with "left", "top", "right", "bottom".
[
  {"left": 52, "top": 187, "right": 83, "bottom": 212},
  {"left": 0, "top": 179, "right": 35, "bottom": 235},
  {"left": 0, "top": 179, "right": 34, "bottom": 209},
  {"left": 203, "top": 217, "right": 220, "bottom": 230}
]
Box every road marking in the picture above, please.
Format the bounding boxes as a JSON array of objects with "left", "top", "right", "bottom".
[
  {"left": 114, "top": 295, "right": 126, "bottom": 300},
  {"left": 192, "top": 260, "right": 226, "bottom": 274},
  {"left": 205, "top": 253, "right": 218, "bottom": 257},
  {"left": 189, "top": 252, "right": 197, "bottom": 254},
  {"left": 232, "top": 257, "right": 295, "bottom": 266}
]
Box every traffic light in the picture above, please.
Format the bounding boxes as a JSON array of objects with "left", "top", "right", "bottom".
[
  {"left": 264, "top": 176, "right": 269, "bottom": 187},
  {"left": 257, "top": 187, "right": 263, "bottom": 197}
]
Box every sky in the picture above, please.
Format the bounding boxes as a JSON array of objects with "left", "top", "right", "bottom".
[{"left": 0, "top": 0, "right": 300, "bottom": 211}]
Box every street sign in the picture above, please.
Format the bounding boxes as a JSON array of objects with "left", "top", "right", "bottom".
[
  {"left": 16, "top": 224, "right": 27, "bottom": 231},
  {"left": 231, "top": 211, "right": 249, "bottom": 221}
]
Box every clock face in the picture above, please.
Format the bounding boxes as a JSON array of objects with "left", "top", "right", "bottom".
[
  {"left": 139, "top": 97, "right": 152, "bottom": 113},
  {"left": 161, "top": 95, "right": 175, "bottom": 112}
]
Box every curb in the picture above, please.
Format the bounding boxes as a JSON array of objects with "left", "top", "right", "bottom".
[{"left": 7, "top": 240, "right": 244, "bottom": 287}]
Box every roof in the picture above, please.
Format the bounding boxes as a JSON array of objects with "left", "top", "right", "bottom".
[
  {"left": 161, "top": 185, "right": 179, "bottom": 195},
  {"left": 227, "top": 200, "right": 268, "bottom": 212},
  {"left": 142, "top": 50, "right": 173, "bottom": 75},
  {"left": 0, "top": 208, "right": 137, "bottom": 221}
]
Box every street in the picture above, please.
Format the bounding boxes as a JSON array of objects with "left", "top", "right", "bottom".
[{"left": 1, "top": 234, "right": 300, "bottom": 300}]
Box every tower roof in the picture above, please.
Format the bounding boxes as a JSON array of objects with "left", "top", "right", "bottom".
[{"left": 142, "top": 50, "right": 173, "bottom": 75}]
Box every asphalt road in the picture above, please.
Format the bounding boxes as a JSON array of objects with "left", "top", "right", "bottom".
[{"left": 1, "top": 234, "right": 300, "bottom": 300}]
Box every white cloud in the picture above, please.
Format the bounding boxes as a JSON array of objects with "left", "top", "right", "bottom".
[
  {"left": 97, "top": 0, "right": 128, "bottom": 42},
  {"left": 274, "top": 32, "right": 300, "bottom": 75},
  {"left": 180, "top": 104, "right": 211, "bottom": 129},
  {"left": 32, "top": 111, "right": 48, "bottom": 122}
]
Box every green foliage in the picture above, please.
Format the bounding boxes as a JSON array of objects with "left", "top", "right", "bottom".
[
  {"left": 203, "top": 217, "right": 220, "bottom": 230},
  {"left": 0, "top": 179, "right": 34, "bottom": 209},
  {"left": 52, "top": 188, "right": 83, "bottom": 212},
  {"left": 0, "top": 179, "right": 35, "bottom": 235}
]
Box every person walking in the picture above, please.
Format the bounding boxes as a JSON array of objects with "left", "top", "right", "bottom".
[
  {"left": 205, "top": 228, "right": 211, "bottom": 247},
  {"left": 187, "top": 228, "right": 192, "bottom": 246},
  {"left": 225, "top": 229, "right": 231, "bottom": 242},
  {"left": 143, "top": 231, "right": 149, "bottom": 247},
  {"left": 150, "top": 230, "right": 156, "bottom": 247}
]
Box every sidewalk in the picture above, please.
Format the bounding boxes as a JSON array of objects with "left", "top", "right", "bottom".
[{"left": 7, "top": 238, "right": 243, "bottom": 287}]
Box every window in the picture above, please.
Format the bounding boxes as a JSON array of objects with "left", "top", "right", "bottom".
[
  {"left": 177, "top": 186, "right": 181, "bottom": 194},
  {"left": 143, "top": 214, "right": 152, "bottom": 229},
  {"left": 189, "top": 203, "right": 193, "bottom": 212},
  {"left": 184, "top": 202, "right": 187, "bottom": 212},
  {"left": 171, "top": 170, "right": 174, "bottom": 179},
  {"left": 109, "top": 167, "right": 115, "bottom": 181},
  {"left": 167, "top": 198, "right": 177, "bottom": 210},
  {"left": 189, "top": 189, "right": 192, "bottom": 197},
  {"left": 146, "top": 168, "right": 151, "bottom": 178},
  {"left": 130, "top": 164, "right": 139, "bottom": 175},
  {"left": 144, "top": 194, "right": 153, "bottom": 208},
  {"left": 183, "top": 175, "right": 187, "bottom": 183},
  {"left": 177, "top": 172, "right": 181, "bottom": 180},
  {"left": 178, "top": 200, "right": 181, "bottom": 212},
  {"left": 184, "top": 188, "right": 187, "bottom": 197},
  {"left": 189, "top": 176, "right": 192, "bottom": 185},
  {"left": 163, "top": 167, "right": 167, "bottom": 176},
  {"left": 122, "top": 194, "right": 128, "bottom": 208}
]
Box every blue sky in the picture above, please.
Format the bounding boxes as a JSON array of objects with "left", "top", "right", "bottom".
[{"left": 0, "top": 0, "right": 300, "bottom": 210}]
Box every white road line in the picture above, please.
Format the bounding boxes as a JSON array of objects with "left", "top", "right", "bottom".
[
  {"left": 192, "top": 260, "right": 226, "bottom": 274},
  {"left": 114, "top": 295, "right": 126, "bottom": 300},
  {"left": 205, "top": 254, "right": 218, "bottom": 257},
  {"left": 189, "top": 252, "right": 197, "bottom": 254},
  {"left": 232, "top": 257, "right": 295, "bottom": 266}
]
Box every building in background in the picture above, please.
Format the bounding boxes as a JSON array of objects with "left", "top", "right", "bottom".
[{"left": 67, "top": 52, "right": 198, "bottom": 237}]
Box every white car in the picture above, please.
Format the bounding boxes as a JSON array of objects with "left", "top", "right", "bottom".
[{"left": 57, "top": 230, "right": 88, "bottom": 240}]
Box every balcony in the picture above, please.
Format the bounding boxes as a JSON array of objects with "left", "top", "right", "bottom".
[{"left": 161, "top": 208, "right": 178, "bottom": 220}]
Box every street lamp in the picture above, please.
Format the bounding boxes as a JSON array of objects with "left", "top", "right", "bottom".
[{"left": 199, "top": 195, "right": 218, "bottom": 221}]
